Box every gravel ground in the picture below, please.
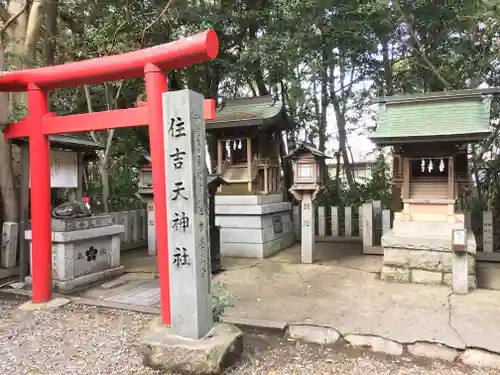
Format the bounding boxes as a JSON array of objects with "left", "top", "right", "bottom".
[{"left": 0, "top": 296, "right": 499, "bottom": 375}]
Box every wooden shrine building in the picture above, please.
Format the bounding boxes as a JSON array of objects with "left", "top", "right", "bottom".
[
  {"left": 370, "top": 88, "right": 498, "bottom": 287},
  {"left": 206, "top": 95, "right": 292, "bottom": 195},
  {"left": 207, "top": 96, "right": 296, "bottom": 258}
]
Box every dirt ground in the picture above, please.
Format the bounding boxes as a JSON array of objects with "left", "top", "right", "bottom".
[{"left": 0, "top": 294, "right": 499, "bottom": 375}]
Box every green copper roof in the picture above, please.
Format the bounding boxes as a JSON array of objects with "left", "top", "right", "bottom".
[
  {"left": 206, "top": 95, "right": 285, "bottom": 130},
  {"left": 370, "top": 89, "right": 496, "bottom": 145}
]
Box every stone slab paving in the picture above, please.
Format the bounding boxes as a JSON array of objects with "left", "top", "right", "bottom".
[
  {"left": 79, "top": 274, "right": 161, "bottom": 307},
  {"left": 215, "top": 256, "right": 500, "bottom": 354},
  {"left": 450, "top": 289, "right": 500, "bottom": 353},
  {"left": 78, "top": 244, "right": 500, "bottom": 357}
]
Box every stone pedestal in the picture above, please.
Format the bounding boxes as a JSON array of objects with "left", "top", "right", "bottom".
[
  {"left": 215, "top": 194, "right": 295, "bottom": 258},
  {"left": 25, "top": 215, "right": 125, "bottom": 293},
  {"left": 140, "top": 318, "right": 243, "bottom": 375},
  {"left": 380, "top": 199, "right": 476, "bottom": 289}
]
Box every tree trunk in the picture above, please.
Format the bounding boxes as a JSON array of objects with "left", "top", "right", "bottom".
[
  {"left": 84, "top": 84, "right": 118, "bottom": 213},
  {"left": 0, "top": 35, "right": 18, "bottom": 222},
  {"left": 317, "top": 42, "right": 329, "bottom": 182},
  {"left": 332, "top": 97, "right": 358, "bottom": 193},
  {"left": 328, "top": 53, "right": 358, "bottom": 194},
  {"left": 0, "top": 0, "right": 46, "bottom": 222}
]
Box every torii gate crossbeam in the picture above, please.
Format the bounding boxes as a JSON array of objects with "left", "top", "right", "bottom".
[{"left": 2, "top": 30, "right": 219, "bottom": 325}]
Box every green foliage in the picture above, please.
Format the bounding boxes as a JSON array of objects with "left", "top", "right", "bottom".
[
  {"left": 318, "top": 152, "right": 392, "bottom": 208},
  {"left": 356, "top": 153, "right": 392, "bottom": 209},
  {"left": 212, "top": 282, "right": 233, "bottom": 323},
  {"left": 8, "top": 0, "right": 498, "bottom": 216}
]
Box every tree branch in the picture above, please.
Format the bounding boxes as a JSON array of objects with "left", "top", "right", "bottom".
[
  {"left": 0, "top": 5, "right": 9, "bottom": 24},
  {"left": 393, "top": 0, "right": 451, "bottom": 90},
  {"left": 24, "top": 0, "right": 46, "bottom": 58},
  {"left": 140, "top": 0, "right": 175, "bottom": 47},
  {"left": 0, "top": 1, "right": 28, "bottom": 35}
]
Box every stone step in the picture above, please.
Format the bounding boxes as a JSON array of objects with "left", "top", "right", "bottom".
[{"left": 392, "top": 220, "right": 465, "bottom": 237}]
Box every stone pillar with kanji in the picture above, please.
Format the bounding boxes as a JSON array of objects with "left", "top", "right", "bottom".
[
  {"left": 140, "top": 88, "right": 243, "bottom": 375},
  {"left": 163, "top": 89, "right": 212, "bottom": 339}
]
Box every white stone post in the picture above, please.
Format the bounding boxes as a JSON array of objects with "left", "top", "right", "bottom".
[
  {"left": 164, "top": 89, "right": 212, "bottom": 339},
  {"left": 330, "top": 206, "right": 339, "bottom": 237},
  {"left": 301, "top": 193, "right": 315, "bottom": 263},
  {"left": 117, "top": 211, "right": 130, "bottom": 244},
  {"left": 139, "top": 208, "right": 147, "bottom": 241},
  {"left": 373, "top": 200, "right": 382, "bottom": 244},
  {"left": 293, "top": 204, "right": 301, "bottom": 241},
  {"left": 318, "top": 206, "right": 325, "bottom": 237},
  {"left": 382, "top": 209, "right": 391, "bottom": 236},
  {"left": 129, "top": 210, "right": 140, "bottom": 244},
  {"left": 344, "top": 206, "right": 352, "bottom": 237},
  {"left": 147, "top": 202, "right": 157, "bottom": 256},
  {"left": 1, "top": 222, "right": 19, "bottom": 268},
  {"left": 452, "top": 252, "right": 469, "bottom": 295},
  {"left": 358, "top": 207, "right": 363, "bottom": 238},
  {"left": 483, "top": 211, "right": 493, "bottom": 253},
  {"left": 362, "top": 203, "right": 374, "bottom": 247}
]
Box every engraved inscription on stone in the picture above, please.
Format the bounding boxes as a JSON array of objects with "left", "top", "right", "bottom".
[
  {"left": 331, "top": 206, "right": 339, "bottom": 237},
  {"left": 163, "top": 89, "right": 212, "bottom": 339},
  {"left": 483, "top": 211, "right": 493, "bottom": 253},
  {"left": 272, "top": 216, "right": 283, "bottom": 234},
  {"left": 73, "top": 238, "right": 112, "bottom": 278}
]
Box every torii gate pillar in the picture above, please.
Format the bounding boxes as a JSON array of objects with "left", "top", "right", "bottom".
[{"left": 2, "top": 30, "right": 219, "bottom": 326}]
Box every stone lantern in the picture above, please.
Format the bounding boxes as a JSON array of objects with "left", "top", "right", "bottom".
[{"left": 286, "top": 141, "right": 330, "bottom": 263}]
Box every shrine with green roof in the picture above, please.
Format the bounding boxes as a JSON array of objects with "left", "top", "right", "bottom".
[{"left": 369, "top": 88, "right": 498, "bottom": 290}]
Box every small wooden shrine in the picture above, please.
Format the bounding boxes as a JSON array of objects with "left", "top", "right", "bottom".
[
  {"left": 370, "top": 88, "right": 497, "bottom": 288},
  {"left": 206, "top": 95, "right": 292, "bottom": 195},
  {"left": 206, "top": 96, "right": 296, "bottom": 259},
  {"left": 8, "top": 133, "right": 104, "bottom": 281}
]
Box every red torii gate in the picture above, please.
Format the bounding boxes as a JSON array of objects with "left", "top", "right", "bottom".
[{"left": 2, "top": 30, "right": 219, "bottom": 325}]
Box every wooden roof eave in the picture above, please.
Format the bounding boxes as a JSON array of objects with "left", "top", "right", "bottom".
[
  {"left": 11, "top": 134, "right": 104, "bottom": 152},
  {"left": 369, "top": 132, "right": 491, "bottom": 146},
  {"left": 372, "top": 88, "right": 500, "bottom": 105},
  {"left": 206, "top": 108, "right": 289, "bottom": 132}
]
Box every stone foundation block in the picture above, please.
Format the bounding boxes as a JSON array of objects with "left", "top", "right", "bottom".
[
  {"left": 407, "top": 342, "right": 459, "bottom": 362},
  {"left": 443, "top": 273, "right": 477, "bottom": 289},
  {"left": 468, "top": 256, "right": 476, "bottom": 275},
  {"left": 412, "top": 269, "right": 443, "bottom": 284},
  {"left": 380, "top": 266, "right": 410, "bottom": 283},
  {"left": 344, "top": 335, "right": 403, "bottom": 356},
  {"left": 461, "top": 349, "right": 500, "bottom": 369},
  {"left": 383, "top": 248, "right": 409, "bottom": 267},
  {"left": 18, "top": 298, "right": 71, "bottom": 312},
  {"left": 140, "top": 319, "right": 243, "bottom": 375},
  {"left": 287, "top": 325, "right": 340, "bottom": 345},
  {"left": 409, "top": 250, "right": 444, "bottom": 272}
]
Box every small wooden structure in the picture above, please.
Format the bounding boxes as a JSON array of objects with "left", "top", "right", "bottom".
[
  {"left": 206, "top": 96, "right": 292, "bottom": 195},
  {"left": 370, "top": 88, "right": 498, "bottom": 287},
  {"left": 12, "top": 133, "right": 103, "bottom": 281},
  {"left": 371, "top": 89, "right": 496, "bottom": 220}
]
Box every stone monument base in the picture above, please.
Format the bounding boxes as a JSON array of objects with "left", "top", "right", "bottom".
[
  {"left": 215, "top": 194, "right": 295, "bottom": 258},
  {"left": 140, "top": 318, "right": 243, "bottom": 375},
  {"left": 25, "top": 219, "right": 125, "bottom": 293},
  {"left": 380, "top": 220, "right": 477, "bottom": 289}
]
